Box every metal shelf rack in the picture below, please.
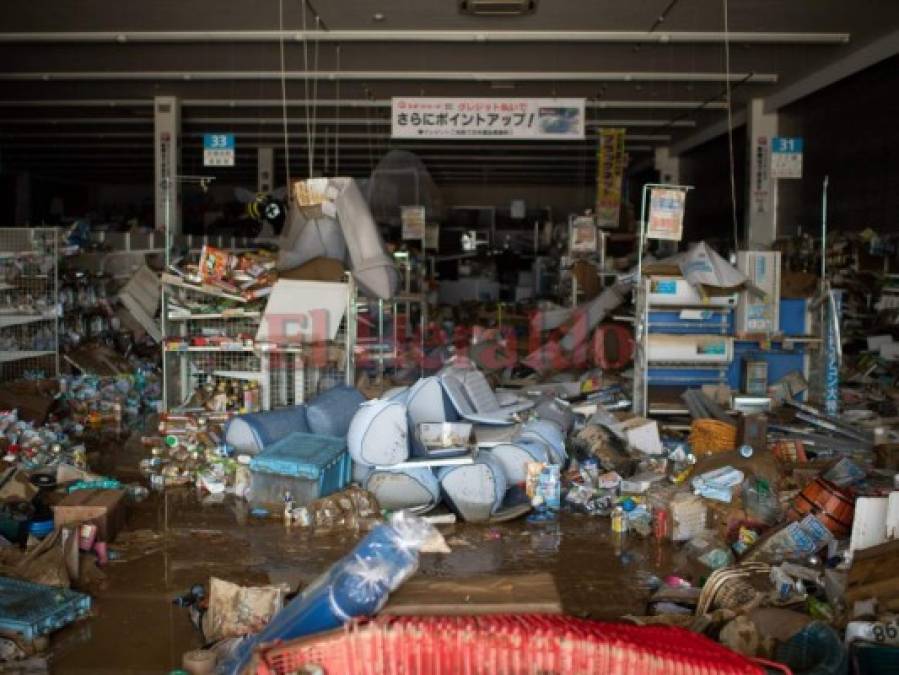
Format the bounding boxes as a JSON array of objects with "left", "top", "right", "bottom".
[{"left": 0, "top": 227, "right": 60, "bottom": 381}]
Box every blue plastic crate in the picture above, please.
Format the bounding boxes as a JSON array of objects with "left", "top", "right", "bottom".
[
  {"left": 0, "top": 576, "right": 92, "bottom": 644},
  {"left": 249, "top": 432, "right": 351, "bottom": 507}
]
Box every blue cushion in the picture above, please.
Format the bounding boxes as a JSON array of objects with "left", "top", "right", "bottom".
[
  {"left": 225, "top": 405, "right": 310, "bottom": 453},
  {"left": 306, "top": 385, "right": 366, "bottom": 437}
]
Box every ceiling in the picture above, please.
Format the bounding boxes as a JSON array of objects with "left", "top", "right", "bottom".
[{"left": 0, "top": 0, "right": 896, "bottom": 187}]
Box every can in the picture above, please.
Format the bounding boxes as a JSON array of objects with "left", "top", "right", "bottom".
[
  {"left": 611, "top": 506, "right": 627, "bottom": 533},
  {"left": 653, "top": 508, "right": 670, "bottom": 539}
]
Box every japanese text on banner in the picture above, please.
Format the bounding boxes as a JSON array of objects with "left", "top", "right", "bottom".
[{"left": 596, "top": 128, "right": 626, "bottom": 229}]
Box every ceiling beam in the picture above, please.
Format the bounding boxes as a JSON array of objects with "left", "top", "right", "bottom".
[
  {"left": 0, "top": 116, "right": 693, "bottom": 129},
  {"left": 0, "top": 70, "right": 778, "bottom": 83},
  {"left": 0, "top": 30, "right": 850, "bottom": 45},
  {"left": 0, "top": 99, "right": 730, "bottom": 110},
  {"left": 764, "top": 28, "right": 899, "bottom": 112}
]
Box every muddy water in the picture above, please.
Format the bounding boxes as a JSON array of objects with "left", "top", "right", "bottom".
[{"left": 50, "top": 432, "right": 691, "bottom": 674}]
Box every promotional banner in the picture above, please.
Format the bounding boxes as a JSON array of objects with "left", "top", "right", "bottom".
[
  {"left": 595, "top": 128, "right": 626, "bottom": 229},
  {"left": 391, "top": 97, "right": 585, "bottom": 140},
  {"left": 646, "top": 187, "right": 687, "bottom": 241}
]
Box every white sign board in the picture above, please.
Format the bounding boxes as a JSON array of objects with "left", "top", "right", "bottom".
[
  {"left": 392, "top": 97, "right": 585, "bottom": 140},
  {"left": 401, "top": 205, "right": 426, "bottom": 240},
  {"left": 203, "top": 133, "right": 235, "bottom": 167},
  {"left": 771, "top": 137, "right": 803, "bottom": 179},
  {"left": 646, "top": 188, "right": 687, "bottom": 241}
]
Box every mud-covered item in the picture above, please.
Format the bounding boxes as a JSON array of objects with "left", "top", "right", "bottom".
[
  {"left": 205, "top": 577, "right": 286, "bottom": 641},
  {"left": 52, "top": 488, "right": 126, "bottom": 543},
  {"left": 220, "top": 511, "right": 436, "bottom": 674},
  {"left": 0, "top": 576, "right": 91, "bottom": 646}
]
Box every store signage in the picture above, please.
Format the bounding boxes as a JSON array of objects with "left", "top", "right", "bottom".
[
  {"left": 203, "top": 133, "right": 235, "bottom": 167},
  {"left": 646, "top": 187, "right": 687, "bottom": 241},
  {"left": 595, "top": 128, "right": 626, "bottom": 229},
  {"left": 751, "top": 135, "right": 771, "bottom": 215},
  {"left": 771, "top": 136, "right": 804, "bottom": 179},
  {"left": 391, "top": 97, "right": 585, "bottom": 140},
  {"left": 569, "top": 215, "right": 598, "bottom": 253},
  {"left": 401, "top": 205, "right": 426, "bottom": 240}
]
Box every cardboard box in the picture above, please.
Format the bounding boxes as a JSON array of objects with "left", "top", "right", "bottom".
[
  {"left": 52, "top": 489, "right": 126, "bottom": 543},
  {"left": 618, "top": 416, "right": 663, "bottom": 455}
]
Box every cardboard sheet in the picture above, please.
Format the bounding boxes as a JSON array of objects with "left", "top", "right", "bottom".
[
  {"left": 255, "top": 279, "right": 348, "bottom": 343},
  {"left": 382, "top": 573, "right": 562, "bottom": 616}
]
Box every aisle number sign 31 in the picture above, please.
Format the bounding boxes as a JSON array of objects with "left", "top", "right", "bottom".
[
  {"left": 770, "top": 137, "right": 803, "bottom": 179},
  {"left": 203, "top": 133, "right": 235, "bottom": 167}
]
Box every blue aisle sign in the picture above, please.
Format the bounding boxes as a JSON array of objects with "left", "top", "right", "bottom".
[
  {"left": 771, "top": 137, "right": 803, "bottom": 179},
  {"left": 203, "top": 133, "right": 235, "bottom": 167}
]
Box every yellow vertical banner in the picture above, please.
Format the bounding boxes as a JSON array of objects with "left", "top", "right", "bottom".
[{"left": 596, "top": 128, "right": 626, "bottom": 229}]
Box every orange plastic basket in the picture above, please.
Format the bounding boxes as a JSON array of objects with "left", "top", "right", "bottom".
[{"left": 250, "top": 614, "right": 765, "bottom": 675}]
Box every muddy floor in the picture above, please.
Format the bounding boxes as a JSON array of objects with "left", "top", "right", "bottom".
[{"left": 48, "top": 429, "right": 692, "bottom": 675}]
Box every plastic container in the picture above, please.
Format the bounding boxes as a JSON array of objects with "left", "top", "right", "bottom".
[
  {"left": 0, "top": 576, "right": 92, "bottom": 644},
  {"left": 253, "top": 614, "right": 765, "bottom": 675},
  {"left": 788, "top": 478, "right": 854, "bottom": 538},
  {"left": 249, "top": 432, "right": 351, "bottom": 508}
]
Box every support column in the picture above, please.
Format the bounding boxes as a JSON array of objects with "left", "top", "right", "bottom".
[
  {"left": 154, "top": 96, "right": 180, "bottom": 232},
  {"left": 745, "top": 98, "right": 778, "bottom": 247},
  {"left": 654, "top": 147, "right": 680, "bottom": 185},
  {"left": 13, "top": 172, "right": 30, "bottom": 226},
  {"left": 257, "top": 147, "right": 274, "bottom": 193}
]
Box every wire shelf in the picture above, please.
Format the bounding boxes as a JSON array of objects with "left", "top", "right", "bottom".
[{"left": 0, "top": 228, "right": 59, "bottom": 381}]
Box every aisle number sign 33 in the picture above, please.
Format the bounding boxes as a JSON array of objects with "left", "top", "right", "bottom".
[{"left": 203, "top": 133, "right": 235, "bottom": 167}]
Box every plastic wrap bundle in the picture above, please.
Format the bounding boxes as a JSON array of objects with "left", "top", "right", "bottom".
[
  {"left": 365, "top": 150, "right": 444, "bottom": 228},
  {"left": 489, "top": 438, "right": 551, "bottom": 485},
  {"left": 365, "top": 467, "right": 441, "bottom": 514},
  {"left": 224, "top": 406, "right": 309, "bottom": 455},
  {"left": 305, "top": 385, "right": 366, "bottom": 437},
  {"left": 220, "top": 511, "right": 436, "bottom": 675},
  {"left": 278, "top": 176, "right": 398, "bottom": 300},
  {"left": 277, "top": 206, "right": 347, "bottom": 270},
  {"left": 438, "top": 452, "right": 507, "bottom": 522},
  {"left": 518, "top": 419, "right": 567, "bottom": 466},
  {"left": 333, "top": 178, "right": 399, "bottom": 300},
  {"left": 347, "top": 399, "right": 409, "bottom": 467}
]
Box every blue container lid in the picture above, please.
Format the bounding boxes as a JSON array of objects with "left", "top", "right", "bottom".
[{"left": 250, "top": 432, "right": 347, "bottom": 479}]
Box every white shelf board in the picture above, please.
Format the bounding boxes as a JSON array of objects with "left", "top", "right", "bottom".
[
  {"left": 0, "top": 350, "right": 55, "bottom": 364},
  {"left": 0, "top": 313, "right": 56, "bottom": 329},
  {"left": 167, "top": 311, "right": 261, "bottom": 321}
]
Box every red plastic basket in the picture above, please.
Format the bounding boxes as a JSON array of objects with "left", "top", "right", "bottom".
[{"left": 250, "top": 614, "right": 765, "bottom": 675}]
